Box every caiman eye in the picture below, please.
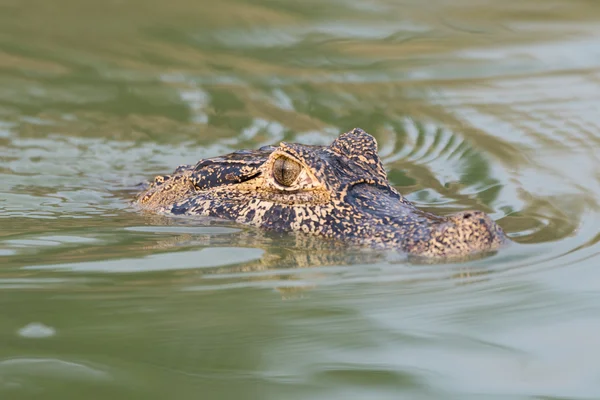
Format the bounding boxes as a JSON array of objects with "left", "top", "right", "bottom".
[{"left": 273, "top": 156, "right": 302, "bottom": 187}]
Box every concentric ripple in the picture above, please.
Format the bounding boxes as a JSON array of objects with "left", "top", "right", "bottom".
[{"left": 1, "top": 0, "right": 600, "bottom": 399}]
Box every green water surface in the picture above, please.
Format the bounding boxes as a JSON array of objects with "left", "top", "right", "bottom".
[{"left": 1, "top": 0, "right": 600, "bottom": 399}]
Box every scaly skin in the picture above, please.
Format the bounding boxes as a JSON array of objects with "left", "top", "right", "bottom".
[{"left": 135, "top": 128, "right": 508, "bottom": 258}]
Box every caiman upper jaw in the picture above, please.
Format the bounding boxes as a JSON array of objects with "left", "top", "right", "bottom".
[{"left": 399, "top": 210, "right": 507, "bottom": 258}]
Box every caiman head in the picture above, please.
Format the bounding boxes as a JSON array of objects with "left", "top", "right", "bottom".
[{"left": 136, "top": 128, "right": 508, "bottom": 258}]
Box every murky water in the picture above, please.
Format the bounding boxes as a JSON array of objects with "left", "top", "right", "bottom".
[{"left": 1, "top": 0, "right": 600, "bottom": 398}]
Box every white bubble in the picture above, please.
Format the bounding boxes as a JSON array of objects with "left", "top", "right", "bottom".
[{"left": 18, "top": 323, "right": 56, "bottom": 338}]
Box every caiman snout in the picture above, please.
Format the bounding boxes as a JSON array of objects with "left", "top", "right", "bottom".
[{"left": 402, "top": 210, "right": 508, "bottom": 258}]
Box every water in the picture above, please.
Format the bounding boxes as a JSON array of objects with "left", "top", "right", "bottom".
[{"left": 1, "top": 0, "right": 600, "bottom": 398}]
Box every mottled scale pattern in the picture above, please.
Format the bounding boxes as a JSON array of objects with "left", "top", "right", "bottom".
[{"left": 135, "top": 128, "right": 508, "bottom": 258}]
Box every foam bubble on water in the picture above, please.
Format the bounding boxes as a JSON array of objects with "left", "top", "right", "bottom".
[{"left": 18, "top": 322, "right": 56, "bottom": 338}]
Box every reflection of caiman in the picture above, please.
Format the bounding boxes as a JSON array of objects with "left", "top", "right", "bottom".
[{"left": 136, "top": 128, "right": 508, "bottom": 258}]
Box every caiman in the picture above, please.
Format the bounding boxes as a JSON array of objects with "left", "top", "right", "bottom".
[{"left": 135, "top": 128, "right": 508, "bottom": 258}]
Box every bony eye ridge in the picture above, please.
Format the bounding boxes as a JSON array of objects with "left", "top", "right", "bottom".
[{"left": 273, "top": 156, "right": 302, "bottom": 187}]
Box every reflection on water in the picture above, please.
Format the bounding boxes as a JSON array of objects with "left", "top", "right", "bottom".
[{"left": 1, "top": 0, "right": 600, "bottom": 398}]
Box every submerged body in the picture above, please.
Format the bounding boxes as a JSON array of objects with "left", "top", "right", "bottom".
[{"left": 136, "top": 128, "right": 508, "bottom": 258}]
